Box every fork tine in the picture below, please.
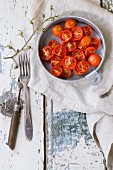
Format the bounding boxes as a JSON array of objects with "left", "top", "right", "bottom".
[
  {"left": 19, "top": 54, "right": 22, "bottom": 76},
  {"left": 22, "top": 54, "right": 25, "bottom": 76},
  {"left": 19, "top": 53, "right": 30, "bottom": 77},
  {"left": 28, "top": 55, "right": 30, "bottom": 77},
  {"left": 25, "top": 54, "right": 28, "bottom": 76},
  {"left": 26, "top": 53, "right": 30, "bottom": 77}
]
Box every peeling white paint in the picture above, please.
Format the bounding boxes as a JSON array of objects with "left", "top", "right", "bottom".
[{"left": 0, "top": 0, "right": 44, "bottom": 170}]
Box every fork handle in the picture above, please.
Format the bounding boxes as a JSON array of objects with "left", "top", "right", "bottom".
[
  {"left": 23, "top": 85, "right": 33, "bottom": 141},
  {"left": 8, "top": 104, "right": 21, "bottom": 150}
]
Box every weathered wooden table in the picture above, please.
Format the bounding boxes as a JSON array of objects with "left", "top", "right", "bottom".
[{"left": 0, "top": 0, "right": 112, "bottom": 169}]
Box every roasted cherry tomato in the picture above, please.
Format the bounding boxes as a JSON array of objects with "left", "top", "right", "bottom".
[
  {"left": 50, "top": 65, "right": 62, "bottom": 77},
  {"left": 48, "top": 40, "right": 59, "bottom": 49},
  {"left": 61, "top": 56, "right": 77, "bottom": 70},
  {"left": 81, "top": 36, "right": 91, "bottom": 47},
  {"left": 52, "top": 25, "right": 63, "bottom": 37},
  {"left": 54, "top": 45, "right": 66, "bottom": 57},
  {"left": 50, "top": 56, "right": 61, "bottom": 67},
  {"left": 74, "top": 65, "right": 84, "bottom": 76},
  {"left": 77, "top": 42, "right": 87, "bottom": 50},
  {"left": 40, "top": 46, "right": 54, "bottom": 61},
  {"left": 62, "top": 68, "right": 72, "bottom": 78},
  {"left": 91, "top": 37, "right": 101, "bottom": 49},
  {"left": 88, "top": 54, "right": 101, "bottom": 67},
  {"left": 64, "top": 19, "right": 77, "bottom": 29},
  {"left": 63, "top": 41, "right": 76, "bottom": 52},
  {"left": 72, "top": 26, "right": 83, "bottom": 40},
  {"left": 74, "top": 60, "right": 90, "bottom": 75},
  {"left": 85, "top": 46, "right": 96, "bottom": 57},
  {"left": 72, "top": 49, "right": 85, "bottom": 61},
  {"left": 82, "top": 26, "right": 92, "bottom": 36},
  {"left": 60, "top": 30, "right": 72, "bottom": 42}
]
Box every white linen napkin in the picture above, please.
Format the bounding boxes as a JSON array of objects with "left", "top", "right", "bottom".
[{"left": 28, "top": 0, "right": 113, "bottom": 169}]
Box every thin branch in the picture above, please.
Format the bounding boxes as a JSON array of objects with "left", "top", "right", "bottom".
[
  {"left": 50, "top": 5, "right": 53, "bottom": 18},
  {"left": 4, "top": 15, "right": 59, "bottom": 60},
  {"left": 22, "top": 35, "right": 27, "bottom": 43},
  {"left": 12, "top": 58, "right": 18, "bottom": 69},
  {"left": 5, "top": 45, "right": 17, "bottom": 53}
]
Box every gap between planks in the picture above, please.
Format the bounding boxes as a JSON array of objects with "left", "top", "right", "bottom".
[{"left": 42, "top": 94, "right": 47, "bottom": 170}]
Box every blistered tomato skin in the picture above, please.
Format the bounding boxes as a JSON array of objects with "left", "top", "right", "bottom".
[
  {"left": 91, "top": 37, "right": 101, "bottom": 49},
  {"left": 40, "top": 46, "right": 54, "bottom": 61},
  {"left": 50, "top": 56, "right": 61, "bottom": 67},
  {"left": 82, "top": 26, "right": 92, "bottom": 36},
  {"left": 61, "top": 56, "right": 77, "bottom": 70},
  {"left": 52, "top": 25, "right": 63, "bottom": 37},
  {"left": 64, "top": 19, "right": 77, "bottom": 29},
  {"left": 63, "top": 41, "right": 76, "bottom": 52},
  {"left": 60, "top": 30, "right": 72, "bottom": 42},
  {"left": 88, "top": 54, "right": 101, "bottom": 67},
  {"left": 62, "top": 68, "right": 72, "bottom": 78},
  {"left": 50, "top": 66, "right": 62, "bottom": 77},
  {"left": 72, "top": 26, "right": 83, "bottom": 40},
  {"left": 81, "top": 36, "right": 91, "bottom": 47},
  {"left": 72, "top": 49, "right": 86, "bottom": 61},
  {"left": 74, "top": 60, "right": 90, "bottom": 75},
  {"left": 54, "top": 45, "right": 66, "bottom": 57},
  {"left": 85, "top": 47, "right": 96, "bottom": 57},
  {"left": 48, "top": 40, "right": 60, "bottom": 49}
]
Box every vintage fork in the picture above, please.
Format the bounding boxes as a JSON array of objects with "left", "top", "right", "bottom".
[{"left": 19, "top": 54, "right": 33, "bottom": 141}]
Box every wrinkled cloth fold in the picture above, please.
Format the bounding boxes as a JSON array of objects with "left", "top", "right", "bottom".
[{"left": 28, "top": 0, "right": 113, "bottom": 169}]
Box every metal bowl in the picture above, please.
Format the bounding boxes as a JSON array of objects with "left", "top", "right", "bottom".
[{"left": 37, "top": 16, "right": 106, "bottom": 85}]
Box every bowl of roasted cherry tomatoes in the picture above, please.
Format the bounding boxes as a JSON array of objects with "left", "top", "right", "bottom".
[{"left": 38, "top": 16, "right": 106, "bottom": 84}]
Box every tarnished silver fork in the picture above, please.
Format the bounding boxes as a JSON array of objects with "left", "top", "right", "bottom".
[{"left": 19, "top": 54, "right": 33, "bottom": 141}]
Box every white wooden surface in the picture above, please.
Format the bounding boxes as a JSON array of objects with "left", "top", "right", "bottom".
[
  {"left": 0, "top": 0, "right": 44, "bottom": 170},
  {"left": 0, "top": 0, "right": 108, "bottom": 170}
]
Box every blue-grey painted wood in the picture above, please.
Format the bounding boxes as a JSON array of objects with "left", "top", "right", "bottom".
[{"left": 46, "top": 99, "right": 105, "bottom": 169}]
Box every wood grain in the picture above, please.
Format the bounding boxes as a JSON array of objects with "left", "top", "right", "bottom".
[{"left": 0, "top": 0, "right": 44, "bottom": 169}]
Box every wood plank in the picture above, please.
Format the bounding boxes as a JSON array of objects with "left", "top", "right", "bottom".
[
  {"left": 0, "top": 0, "right": 44, "bottom": 169},
  {"left": 45, "top": 98, "right": 105, "bottom": 169}
]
